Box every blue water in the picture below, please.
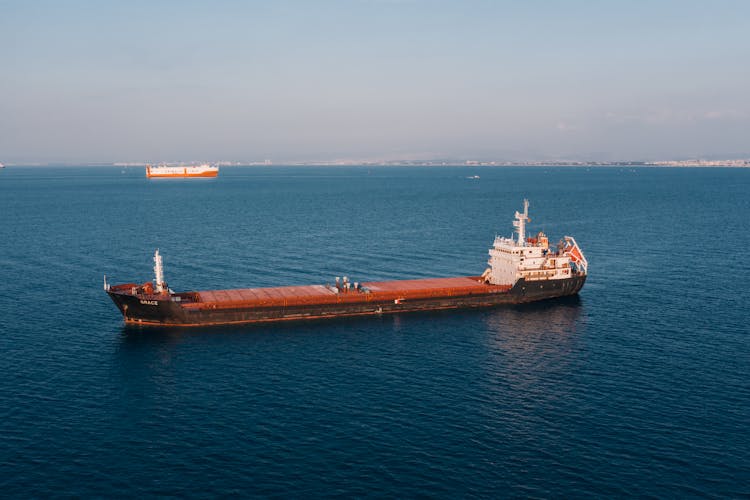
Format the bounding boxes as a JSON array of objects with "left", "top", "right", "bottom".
[{"left": 0, "top": 166, "right": 748, "bottom": 497}]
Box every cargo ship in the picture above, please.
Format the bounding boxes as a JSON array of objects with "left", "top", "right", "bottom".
[
  {"left": 146, "top": 163, "right": 219, "bottom": 178},
  {"left": 105, "top": 200, "right": 587, "bottom": 326}
]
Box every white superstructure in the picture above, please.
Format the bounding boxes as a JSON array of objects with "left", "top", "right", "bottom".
[{"left": 483, "top": 200, "right": 587, "bottom": 286}]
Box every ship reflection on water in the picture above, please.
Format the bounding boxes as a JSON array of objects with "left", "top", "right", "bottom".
[
  {"left": 480, "top": 296, "right": 586, "bottom": 417},
  {"left": 114, "top": 297, "right": 586, "bottom": 398},
  {"left": 484, "top": 295, "right": 584, "bottom": 347},
  {"left": 114, "top": 327, "right": 184, "bottom": 393}
]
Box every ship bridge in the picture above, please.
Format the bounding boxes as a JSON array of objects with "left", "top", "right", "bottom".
[{"left": 484, "top": 200, "right": 586, "bottom": 286}]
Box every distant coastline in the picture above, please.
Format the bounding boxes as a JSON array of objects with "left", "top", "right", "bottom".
[{"left": 4, "top": 158, "right": 750, "bottom": 168}]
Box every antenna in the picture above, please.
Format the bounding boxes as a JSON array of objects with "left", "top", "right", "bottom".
[{"left": 512, "top": 199, "right": 530, "bottom": 246}]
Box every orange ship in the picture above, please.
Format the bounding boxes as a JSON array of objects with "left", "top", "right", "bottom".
[
  {"left": 105, "top": 200, "right": 588, "bottom": 327},
  {"left": 146, "top": 164, "right": 219, "bottom": 178}
]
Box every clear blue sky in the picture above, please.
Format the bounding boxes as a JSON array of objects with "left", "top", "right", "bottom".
[{"left": 2, "top": 0, "right": 749, "bottom": 163}]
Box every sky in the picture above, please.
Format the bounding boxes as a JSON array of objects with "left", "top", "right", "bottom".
[{"left": 2, "top": 0, "right": 749, "bottom": 163}]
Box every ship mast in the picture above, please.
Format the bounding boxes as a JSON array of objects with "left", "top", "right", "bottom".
[
  {"left": 154, "top": 249, "right": 165, "bottom": 293},
  {"left": 513, "top": 199, "right": 530, "bottom": 246}
]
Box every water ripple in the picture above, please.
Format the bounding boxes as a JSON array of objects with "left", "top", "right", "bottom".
[{"left": 0, "top": 166, "right": 748, "bottom": 497}]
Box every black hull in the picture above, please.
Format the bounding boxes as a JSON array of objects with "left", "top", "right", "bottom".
[{"left": 107, "top": 275, "right": 586, "bottom": 327}]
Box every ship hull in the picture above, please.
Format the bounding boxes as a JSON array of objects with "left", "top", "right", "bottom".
[
  {"left": 146, "top": 165, "right": 219, "bottom": 178},
  {"left": 107, "top": 275, "right": 586, "bottom": 327},
  {"left": 146, "top": 171, "right": 218, "bottom": 178}
]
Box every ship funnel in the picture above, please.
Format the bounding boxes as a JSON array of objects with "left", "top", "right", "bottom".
[{"left": 154, "top": 249, "right": 165, "bottom": 293}]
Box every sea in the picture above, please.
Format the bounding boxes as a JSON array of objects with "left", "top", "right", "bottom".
[{"left": 0, "top": 166, "right": 748, "bottom": 497}]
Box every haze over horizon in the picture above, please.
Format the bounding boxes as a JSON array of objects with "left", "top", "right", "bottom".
[{"left": 2, "top": 0, "right": 749, "bottom": 164}]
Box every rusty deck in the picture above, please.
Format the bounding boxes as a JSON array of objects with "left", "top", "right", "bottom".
[{"left": 183, "top": 276, "right": 511, "bottom": 311}]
